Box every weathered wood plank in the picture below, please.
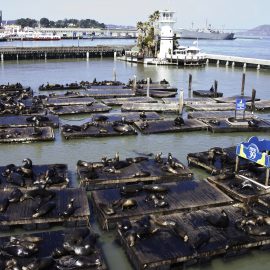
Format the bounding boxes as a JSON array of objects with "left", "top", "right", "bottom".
[
  {"left": 134, "top": 119, "right": 208, "bottom": 134},
  {"left": 44, "top": 97, "right": 96, "bottom": 106},
  {"left": 0, "top": 126, "right": 54, "bottom": 143},
  {"left": 121, "top": 103, "right": 180, "bottom": 112},
  {"left": 91, "top": 180, "right": 233, "bottom": 229},
  {"left": 101, "top": 97, "right": 157, "bottom": 106},
  {"left": 188, "top": 110, "right": 254, "bottom": 120},
  {"left": 186, "top": 103, "right": 236, "bottom": 111}
]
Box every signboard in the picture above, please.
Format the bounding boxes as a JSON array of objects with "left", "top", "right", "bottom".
[
  {"left": 235, "top": 98, "right": 246, "bottom": 111},
  {"left": 236, "top": 136, "right": 270, "bottom": 167}
]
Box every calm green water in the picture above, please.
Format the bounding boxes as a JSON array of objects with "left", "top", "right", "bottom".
[{"left": 0, "top": 57, "right": 270, "bottom": 270}]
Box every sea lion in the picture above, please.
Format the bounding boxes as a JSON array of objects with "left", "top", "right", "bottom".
[
  {"left": 20, "top": 185, "right": 55, "bottom": 202},
  {"left": 32, "top": 201, "right": 56, "bottom": 218},
  {"left": 60, "top": 198, "right": 79, "bottom": 218},
  {"left": 52, "top": 246, "right": 69, "bottom": 258},
  {"left": 143, "top": 185, "right": 168, "bottom": 193},
  {"left": 140, "top": 111, "right": 147, "bottom": 119},
  {"left": 8, "top": 188, "right": 23, "bottom": 203},
  {"left": 18, "top": 158, "right": 33, "bottom": 178},
  {"left": 32, "top": 126, "right": 43, "bottom": 137},
  {"left": 55, "top": 256, "right": 101, "bottom": 269},
  {"left": 112, "top": 122, "right": 133, "bottom": 133},
  {"left": 174, "top": 116, "right": 185, "bottom": 126},
  {"left": 0, "top": 197, "right": 9, "bottom": 212},
  {"left": 193, "top": 230, "right": 211, "bottom": 250},
  {"left": 206, "top": 209, "right": 229, "bottom": 228},
  {"left": 120, "top": 183, "right": 143, "bottom": 195},
  {"left": 126, "top": 157, "right": 149, "bottom": 163},
  {"left": 7, "top": 171, "right": 25, "bottom": 187},
  {"left": 162, "top": 164, "right": 179, "bottom": 174},
  {"left": 125, "top": 230, "right": 137, "bottom": 247},
  {"left": 132, "top": 171, "right": 151, "bottom": 178},
  {"left": 2, "top": 164, "right": 16, "bottom": 177},
  {"left": 2, "top": 243, "right": 38, "bottom": 258},
  {"left": 121, "top": 199, "right": 138, "bottom": 210},
  {"left": 118, "top": 219, "right": 132, "bottom": 232},
  {"left": 94, "top": 115, "right": 108, "bottom": 122}
]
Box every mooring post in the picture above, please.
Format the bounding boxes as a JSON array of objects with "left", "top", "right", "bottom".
[
  {"left": 44, "top": 53, "right": 47, "bottom": 60},
  {"left": 257, "top": 64, "right": 260, "bottom": 70},
  {"left": 113, "top": 68, "right": 116, "bottom": 82},
  {"left": 206, "top": 59, "right": 209, "bottom": 65},
  {"left": 16, "top": 54, "right": 19, "bottom": 61},
  {"left": 133, "top": 75, "right": 137, "bottom": 92},
  {"left": 86, "top": 51, "right": 89, "bottom": 60},
  {"left": 243, "top": 63, "right": 247, "bottom": 69},
  {"left": 235, "top": 156, "right": 239, "bottom": 173},
  {"left": 226, "top": 61, "right": 229, "bottom": 66},
  {"left": 1, "top": 54, "right": 3, "bottom": 62},
  {"left": 217, "top": 60, "right": 219, "bottom": 66},
  {"left": 251, "top": 88, "right": 256, "bottom": 114},
  {"left": 179, "top": 89, "right": 184, "bottom": 115},
  {"left": 241, "top": 73, "right": 246, "bottom": 96},
  {"left": 114, "top": 51, "right": 117, "bottom": 60},
  {"left": 232, "top": 62, "right": 235, "bottom": 67},
  {"left": 188, "top": 74, "right": 192, "bottom": 92},
  {"left": 265, "top": 168, "right": 269, "bottom": 186},
  {"left": 147, "top": 77, "right": 150, "bottom": 98},
  {"left": 214, "top": 80, "right": 218, "bottom": 98}
]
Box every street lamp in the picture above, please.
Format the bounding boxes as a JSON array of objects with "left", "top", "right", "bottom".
[{"left": 77, "top": 36, "right": 80, "bottom": 47}]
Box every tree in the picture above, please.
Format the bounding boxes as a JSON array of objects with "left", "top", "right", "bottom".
[
  {"left": 16, "top": 18, "right": 38, "bottom": 28},
  {"left": 40, "top": 18, "right": 50, "bottom": 27},
  {"left": 136, "top": 11, "right": 160, "bottom": 57}
]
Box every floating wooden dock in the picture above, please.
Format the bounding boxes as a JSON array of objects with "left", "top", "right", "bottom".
[
  {"left": 48, "top": 103, "right": 111, "bottom": 115},
  {"left": 77, "top": 89, "right": 135, "bottom": 99},
  {"left": 186, "top": 103, "right": 235, "bottom": 111},
  {"left": 134, "top": 119, "right": 208, "bottom": 134},
  {"left": 207, "top": 174, "right": 268, "bottom": 202},
  {"left": 0, "top": 126, "right": 54, "bottom": 143},
  {"left": 0, "top": 228, "right": 107, "bottom": 270},
  {"left": 118, "top": 204, "right": 270, "bottom": 270},
  {"left": 44, "top": 97, "right": 96, "bottom": 106},
  {"left": 101, "top": 97, "right": 157, "bottom": 106},
  {"left": 188, "top": 110, "right": 254, "bottom": 120},
  {"left": 205, "top": 118, "right": 270, "bottom": 133},
  {"left": 92, "top": 112, "right": 162, "bottom": 123},
  {"left": 187, "top": 146, "right": 250, "bottom": 175},
  {"left": 121, "top": 103, "right": 180, "bottom": 112},
  {"left": 78, "top": 156, "right": 193, "bottom": 190},
  {"left": 0, "top": 188, "right": 90, "bottom": 231},
  {"left": 162, "top": 97, "right": 215, "bottom": 105},
  {"left": 92, "top": 180, "right": 233, "bottom": 230},
  {"left": 62, "top": 122, "right": 137, "bottom": 139},
  {"left": 193, "top": 90, "right": 223, "bottom": 98},
  {"left": 246, "top": 100, "right": 270, "bottom": 111},
  {"left": 0, "top": 115, "right": 59, "bottom": 128},
  {"left": 0, "top": 163, "right": 69, "bottom": 189},
  {"left": 214, "top": 95, "right": 259, "bottom": 103}
]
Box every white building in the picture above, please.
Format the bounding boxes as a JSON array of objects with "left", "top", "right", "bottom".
[{"left": 158, "top": 10, "right": 176, "bottom": 59}]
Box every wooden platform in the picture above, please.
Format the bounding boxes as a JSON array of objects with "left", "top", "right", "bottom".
[
  {"left": 48, "top": 103, "right": 111, "bottom": 115},
  {"left": 187, "top": 146, "right": 250, "bottom": 175},
  {"left": 214, "top": 95, "right": 260, "bottom": 103},
  {"left": 78, "top": 156, "right": 193, "bottom": 190},
  {"left": 78, "top": 89, "right": 135, "bottom": 98},
  {"left": 44, "top": 97, "right": 96, "bottom": 106},
  {"left": 0, "top": 115, "right": 59, "bottom": 128},
  {"left": 0, "top": 163, "right": 69, "bottom": 189},
  {"left": 207, "top": 174, "right": 268, "bottom": 202},
  {"left": 121, "top": 103, "right": 179, "bottom": 112},
  {"left": 205, "top": 118, "right": 270, "bottom": 133},
  {"left": 0, "top": 126, "right": 54, "bottom": 143},
  {"left": 162, "top": 97, "right": 214, "bottom": 105},
  {"left": 101, "top": 97, "right": 157, "bottom": 106},
  {"left": 186, "top": 103, "right": 235, "bottom": 111},
  {"left": 193, "top": 90, "right": 223, "bottom": 98},
  {"left": 134, "top": 119, "right": 208, "bottom": 134},
  {"left": 92, "top": 112, "right": 161, "bottom": 123},
  {"left": 135, "top": 89, "right": 177, "bottom": 98},
  {"left": 246, "top": 100, "right": 270, "bottom": 111},
  {"left": 117, "top": 204, "right": 270, "bottom": 270},
  {"left": 0, "top": 187, "right": 90, "bottom": 231},
  {"left": 91, "top": 180, "right": 233, "bottom": 229},
  {"left": 62, "top": 121, "right": 137, "bottom": 139},
  {"left": 188, "top": 111, "right": 254, "bottom": 120},
  {"left": 0, "top": 228, "right": 107, "bottom": 270}
]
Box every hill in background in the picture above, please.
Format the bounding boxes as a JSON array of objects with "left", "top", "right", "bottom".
[{"left": 238, "top": 25, "right": 270, "bottom": 37}]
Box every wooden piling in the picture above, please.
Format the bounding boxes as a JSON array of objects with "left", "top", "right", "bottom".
[
  {"left": 113, "top": 68, "right": 116, "bottom": 82},
  {"left": 179, "top": 89, "right": 184, "bottom": 115},
  {"left": 147, "top": 78, "right": 150, "bottom": 98},
  {"left": 214, "top": 80, "right": 218, "bottom": 98},
  {"left": 251, "top": 88, "right": 256, "bottom": 114},
  {"left": 188, "top": 74, "right": 192, "bottom": 92},
  {"left": 241, "top": 73, "right": 246, "bottom": 96}
]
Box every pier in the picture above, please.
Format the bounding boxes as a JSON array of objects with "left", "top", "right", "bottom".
[
  {"left": 205, "top": 54, "right": 270, "bottom": 69},
  {"left": 0, "top": 45, "right": 132, "bottom": 60}
]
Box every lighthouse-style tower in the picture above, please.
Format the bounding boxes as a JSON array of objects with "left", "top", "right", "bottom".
[{"left": 158, "top": 10, "right": 176, "bottom": 59}]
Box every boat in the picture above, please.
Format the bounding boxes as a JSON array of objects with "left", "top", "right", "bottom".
[
  {"left": 169, "top": 45, "right": 206, "bottom": 66},
  {"left": 178, "top": 28, "right": 235, "bottom": 40}
]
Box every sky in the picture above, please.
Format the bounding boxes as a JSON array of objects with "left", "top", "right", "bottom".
[{"left": 1, "top": 0, "right": 269, "bottom": 29}]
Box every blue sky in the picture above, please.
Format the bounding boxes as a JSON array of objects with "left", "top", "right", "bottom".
[{"left": 1, "top": 0, "right": 269, "bottom": 29}]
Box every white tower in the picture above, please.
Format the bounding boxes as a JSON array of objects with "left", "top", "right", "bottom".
[{"left": 158, "top": 10, "right": 176, "bottom": 59}]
